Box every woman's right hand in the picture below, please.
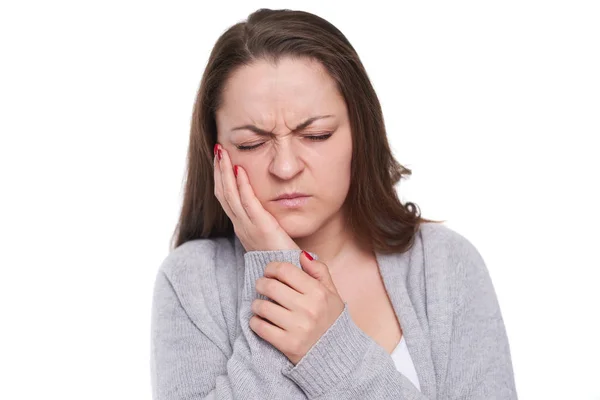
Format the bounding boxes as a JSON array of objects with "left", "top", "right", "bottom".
[{"left": 213, "top": 143, "right": 301, "bottom": 253}]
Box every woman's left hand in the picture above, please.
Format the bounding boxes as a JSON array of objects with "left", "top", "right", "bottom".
[{"left": 250, "top": 250, "right": 345, "bottom": 365}]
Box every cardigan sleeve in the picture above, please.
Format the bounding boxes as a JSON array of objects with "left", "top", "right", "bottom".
[
  {"left": 150, "top": 248, "right": 317, "bottom": 400},
  {"left": 280, "top": 238, "right": 518, "bottom": 399}
]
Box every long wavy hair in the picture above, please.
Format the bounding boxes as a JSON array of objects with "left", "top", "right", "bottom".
[{"left": 170, "top": 8, "right": 444, "bottom": 254}]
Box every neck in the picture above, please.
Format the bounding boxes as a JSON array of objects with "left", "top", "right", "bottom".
[{"left": 293, "top": 209, "right": 371, "bottom": 272}]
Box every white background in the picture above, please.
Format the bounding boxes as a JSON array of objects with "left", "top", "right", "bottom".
[{"left": 1, "top": 1, "right": 598, "bottom": 399}]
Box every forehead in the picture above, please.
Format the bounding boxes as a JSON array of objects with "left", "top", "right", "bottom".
[{"left": 217, "top": 57, "right": 344, "bottom": 128}]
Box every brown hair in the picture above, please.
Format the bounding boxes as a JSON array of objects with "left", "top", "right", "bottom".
[{"left": 170, "top": 8, "right": 444, "bottom": 254}]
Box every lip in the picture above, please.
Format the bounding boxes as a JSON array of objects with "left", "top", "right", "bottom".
[
  {"left": 274, "top": 196, "right": 310, "bottom": 208},
  {"left": 273, "top": 192, "right": 310, "bottom": 201}
]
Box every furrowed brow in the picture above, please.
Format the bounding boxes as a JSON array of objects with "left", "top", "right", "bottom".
[{"left": 231, "top": 115, "right": 334, "bottom": 136}]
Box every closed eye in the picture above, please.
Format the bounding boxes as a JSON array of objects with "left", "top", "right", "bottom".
[{"left": 236, "top": 133, "right": 333, "bottom": 151}]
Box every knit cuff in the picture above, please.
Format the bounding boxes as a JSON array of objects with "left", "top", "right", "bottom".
[
  {"left": 242, "top": 249, "right": 319, "bottom": 302},
  {"left": 281, "top": 302, "right": 374, "bottom": 398}
]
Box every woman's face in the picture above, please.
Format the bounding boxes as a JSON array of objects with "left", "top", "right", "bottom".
[{"left": 215, "top": 56, "right": 353, "bottom": 239}]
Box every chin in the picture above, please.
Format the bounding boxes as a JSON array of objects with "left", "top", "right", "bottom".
[{"left": 275, "top": 214, "right": 317, "bottom": 239}]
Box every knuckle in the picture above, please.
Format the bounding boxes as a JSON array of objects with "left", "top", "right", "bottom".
[
  {"left": 223, "top": 190, "right": 234, "bottom": 202},
  {"left": 274, "top": 263, "right": 286, "bottom": 278},
  {"left": 265, "top": 262, "right": 275, "bottom": 273},
  {"left": 313, "top": 287, "right": 327, "bottom": 302},
  {"left": 258, "top": 277, "right": 268, "bottom": 292},
  {"left": 265, "top": 280, "right": 276, "bottom": 293},
  {"left": 241, "top": 199, "right": 251, "bottom": 209},
  {"left": 298, "top": 318, "right": 312, "bottom": 332},
  {"left": 305, "top": 308, "right": 318, "bottom": 322},
  {"left": 256, "top": 300, "right": 266, "bottom": 315},
  {"left": 250, "top": 315, "right": 261, "bottom": 331},
  {"left": 267, "top": 261, "right": 283, "bottom": 274}
]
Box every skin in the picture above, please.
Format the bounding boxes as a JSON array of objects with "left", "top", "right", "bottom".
[
  {"left": 212, "top": 56, "right": 388, "bottom": 364},
  {"left": 215, "top": 56, "right": 370, "bottom": 269}
]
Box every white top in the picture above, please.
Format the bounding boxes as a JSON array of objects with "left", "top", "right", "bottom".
[{"left": 391, "top": 335, "right": 421, "bottom": 391}]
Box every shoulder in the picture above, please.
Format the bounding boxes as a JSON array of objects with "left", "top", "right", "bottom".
[
  {"left": 418, "top": 222, "right": 493, "bottom": 307},
  {"left": 418, "top": 222, "right": 485, "bottom": 267}
]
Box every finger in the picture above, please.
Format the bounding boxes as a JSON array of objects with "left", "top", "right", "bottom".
[
  {"left": 257, "top": 277, "right": 303, "bottom": 311},
  {"left": 218, "top": 146, "right": 251, "bottom": 224},
  {"left": 251, "top": 299, "right": 294, "bottom": 331},
  {"left": 235, "top": 164, "right": 268, "bottom": 223},
  {"left": 213, "top": 147, "right": 237, "bottom": 220},
  {"left": 249, "top": 315, "right": 288, "bottom": 348},
  {"left": 264, "top": 261, "right": 319, "bottom": 295}
]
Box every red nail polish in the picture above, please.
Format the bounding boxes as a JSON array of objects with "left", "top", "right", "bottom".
[
  {"left": 217, "top": 148, "right": 222, "bottom": 160},
  {"left": 213, "top": 144, "right": 219, "bottom": 156},
  {"left": 302, "top": 250, "right": 313, "bottom": 261},
  {"left": 234, "top": 165, "right": 238, "bottom": 177}
]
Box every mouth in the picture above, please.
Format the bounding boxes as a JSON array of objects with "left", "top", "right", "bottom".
[
  {"left": 272, "top": 194, "right": 311, "bottom": 208},
  {"left": 273, "top": 192, "right": 310, "bottom": 201}
]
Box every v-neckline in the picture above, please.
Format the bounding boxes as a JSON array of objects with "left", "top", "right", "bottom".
[
  {"left": 390, "top": 334, "right": 404, "bottom": 355},
  {"left": 375, "top": 249, "right": 436, "bottom": 397}
]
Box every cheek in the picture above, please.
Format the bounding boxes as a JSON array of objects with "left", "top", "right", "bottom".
[
  {"left": 317, "top": 157, "right": 352, "bottom": 208},
  {"left": 237, "top": 159, "right": 269, "bottom": 201},
  {"left": 320, "top": 146, "right": 352, "bottom": 183}
]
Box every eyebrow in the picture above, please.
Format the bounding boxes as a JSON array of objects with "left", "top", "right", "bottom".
[{"left": 231, "top": 115, "right": 334, "bottom": 136}]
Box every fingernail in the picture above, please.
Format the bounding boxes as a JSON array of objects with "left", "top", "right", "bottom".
[
  {"left": 217, "top": 148, "right": 222, "bottom": 161},
  {"left": 234, "top": 165, "right": 238, "bottom": 177},
  {"left": 302, "top": 250, "right": 313, "bottom": 261},
  {"left": 213, "top": 143, "right": 219, "bottom": 156}
]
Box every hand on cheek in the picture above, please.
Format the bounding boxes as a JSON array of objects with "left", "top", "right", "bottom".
[{"left": 213, "top": 143, "right": 300, "bottom": 252}]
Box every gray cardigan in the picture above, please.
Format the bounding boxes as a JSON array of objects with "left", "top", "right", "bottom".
[{"left": 150, "top": 222, "right": 518, "bottom": 399}]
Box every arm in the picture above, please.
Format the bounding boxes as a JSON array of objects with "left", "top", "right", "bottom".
[
  {"left": 280, "top": 239, "right": 518, "bottom": 399},
  {"left": 150, "top": 249, "right": 314, "bottom": 400},
  {"left": 281, "top": 303, "right": 426, "bottom": 399}
]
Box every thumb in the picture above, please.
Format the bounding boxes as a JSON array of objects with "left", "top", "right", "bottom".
[{"left": 300, "top": 250, "right": 335, "bottom": 292}]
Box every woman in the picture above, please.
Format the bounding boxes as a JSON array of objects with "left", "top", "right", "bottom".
[{"left": 150, "top": 8, "right": 517, "bottom": 399}]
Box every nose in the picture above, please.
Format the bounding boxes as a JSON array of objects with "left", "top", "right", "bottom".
[{"left": 268, "top": 138, "right": 304, "bottom": 180}]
